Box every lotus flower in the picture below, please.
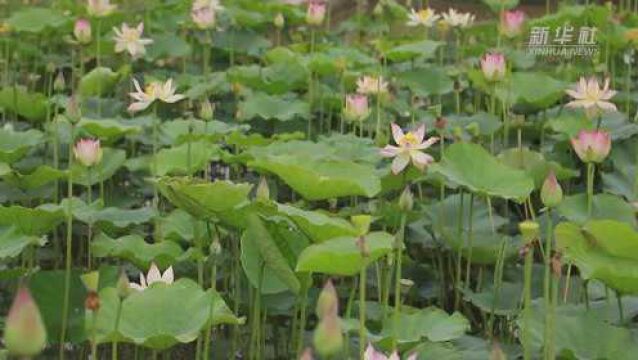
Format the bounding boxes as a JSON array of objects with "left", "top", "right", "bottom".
[
  {"left": 500, "top": 10, "right": 525, "bottom": 38},
  {"left": 113, "top": 22, "right": 153, "bottom": 59},
  {"left": 480, "top": 52, "right": 506, "bottom": 81},
  {"left": 128, "top": 78, "right": 185, "bottom": 113},
  {"left": 129, "top": 262, "right": 174, "bottom": 291},
  {"left": 570, "top": 130, "right": 611, "bottom": 163},
  {"left": 566, "top": 77, "right": 617, "bottom": 114},
  {"left": 87, "top": 0, "right": 116, "bottom": 17},
  {"left": 74, "top": 139, "right": 103, "bottom": 167},
  {"left": 306, "top": 0, "right": 326, "bottom": 26},
  {"left": 4, "top": 286, "right": 47, "bottom": 357},
  {"left": 541, "top": 171, "right": 563, "bottom": 207},
  {"left": 406, "top": 8, "right": 440, "bottom": 27},
  {"left": 356, "top": 76, "right": 389, "bottom": 95},
  {"left": 73, "top": 18, "right": 92, "bottom": 44},
  {"left": 344, "top": 94, "right": 370, "bottom": 122},
  {"left": 364, "top": 344, "right": 417, "bottom": 360},
  {"left": 380, "top": 123, "right": 439, "bottom": 174},
  {"left": 191, "top": 0, "right": 223, "bottom": 29},
  {"left": 442, "top": 8, "right": 474, "bottom": 28}
]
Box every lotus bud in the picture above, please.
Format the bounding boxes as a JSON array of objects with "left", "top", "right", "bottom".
[
  {"left": 4, "top": 286, "right": 47, "bottom": 357},
  {"left": 256, "top": 176, "right": 270, "bottom": 201},
  {"left": 518, "top": 220, "right": 540, "bottom": 244},
  {"left": 351, "top": 215, "right": 372, "bottom": 236},
  {"left": 334, "top": 57, "right": 347, "bottom": 73},
  {"left": 316, "top": 279, "right": 338, "bottom": 319},
  {"left": 199, "top": 99, "right": 215, "bottom": 121},
  {"left": 80, "top": 271, "right": 100, "bottom": 292},
  {"left": 85, "top": 291, "right": 101, "bottom": 312},
  {"left": 74, "top": 18, "right": 92, "bottom": 44},
  {"left": 74, "top": 138, "right": 103, "bottom": 167},
  {"left": 231, "top": 82, "right": 243, "bottom": 96},
  {"left": 400, "top": 278, "right": 415, "bottom": 294},
  {"left": 500, "top": 10, "right": 525, "bottom": 38},
  {"left": 306, "top": 0, "right": 326, "bottom": 26},
  {"left": 299, "top": 348, "right": 314, "bottom": 360},
  {"left": 116, "top": 272, "right": 131, "bottom": 299},
  {"left": 398, "top": 186, "right": 414, "bottom": 212},
  {"left": 210, "top": 239, "right": 222, "bottom": 256},
  {"left": 343, "top": 94, "right": 370, "bottom": 122},
  {"left": 541, "top": 171, "right": 563, "bottom": 208},
  {"left": 66, "top": 96, "right": 81, "bottom": 123},
  {"left": 312, "top": 314, "right": 343, "bottom": 357},
  {"left": 480, "top": 52, "right": 506, "bottom": 82},
  {"left": 466, "top": 122, "right": 480, "bottom": 138},
  {"left": 570, "top": 130, "right": 611, "bottom": 164},
  {"left": 54, "top": 71, "right": 66, "bottom": 92},
  {"left": 274, "top": 13, "right": 285, "bottom": 29}
]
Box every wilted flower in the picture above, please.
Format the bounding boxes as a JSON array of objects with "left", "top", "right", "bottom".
[
  {"left": 343, "top": 94, "right": 370, "bottom": 122},
  {"left": 570, "top": 130, "right": 611, "bottom": 164},
  {"left": 541, "top": 171, "right": 563, "bottom": 208},
  {"left": 74, "top": 18, "right": 92, "bottom": 44},
  {"left": 87, "top": 0, "right": 116, "bottom": 17},
  {"left": 128, "top": 78, "right": 185, "bottom": 113},
  {"left": 306, "top": 0, "right": 326, "bottom": 26},
  {"left": 480, "top": 52, "right": 506, "bottom": 82},
  {"left": 113, "top": 22, "right": 153, "bottom": 59},
  {"left": 565, "top": 77, "right": 617, "bottom": 114},
  {"left": 364, "top": 343, "right": 417, "bottom": 360},
  {"left": 442, "top": 8, "right": 474, "bottom": 29},
  {"left": 500, "top": 10, "right": 525, "bottom": 38},
  {"left": 191, "top": 0, "right": 223, "bottom": 29},
  {"left": 129, "top": 262, "right": 174, "bottom": 291},
  {"left": 4, "top": 286, "right": 47, "bottom": 357},
  {"left": 406, "top": 8, "right": 440, "bottom": 27},
  {"left": 74, "top": 139, "right": 103, "bottom": 167},
  {"left": 380, "top": 123, "right": 439, "bottom": 174},
  {"left": 356, "top": 76, "right": 389, "bottom": 95}
]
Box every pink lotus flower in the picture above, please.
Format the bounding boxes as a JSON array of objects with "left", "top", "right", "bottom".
[
  {"left": 541, "top": 170, "right": 563, "bottom": 207},
  {"left": 129, "top": 262, "right": 174, "bottom": 291},
  {"left": 74, "top": 139, "right": 103, "bottom": 167},
  {"left": 87, "top": 0, "right": 116, "bottom": 17},
  {"left": 306, "top": 0, "right": 326, "bottom": 26},
  {"left": 364, "top": 344, "right": 417, "bottom": 360},
  {"left": 191, "top": 0, "right": 223, "bottom": 29},
  {"left": 480, "top": 52, "right": 506, "bottom": 82},
  {"left": 344, "top": 94, "right": 370, "bottom": 122},
  {"left": 73, "top": 18, "right": 92, "bottom": 44},
  {"left": 112, "top": 22, "right": 153, "bottom": 59},
  {"left": 500, "top": 10, "right": 525, "bottom": 38},
  {"left": 4, "top": 286, "right": 47, "bottom": 357},
  {"left": 566, "top": 77, "right": 617, "bottom": 114},
  {"left": 380, "top": 123, "right": 439, "bottom": 174},
  {"left": 570, "top": 130, "right": 611, "bottom": 163}
]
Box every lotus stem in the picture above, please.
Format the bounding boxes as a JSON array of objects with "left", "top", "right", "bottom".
[
  {"left": 522, "top": 244, "right": 534, "bottom": 360},
  {"left": 359, "top": 265, "right": 367, "bottom": 359},
  {"left": 60, "top": 122, "right": 75, "bottom": 360},
  {"left": 464, "top": 193, "right": 475, "bottom": 290},
  {"left": 91, "top": 309, "right": 99, "bottom": 360},
  {"left": 295, "top": 274, "right": 310, "bottom": 358},
  {"left": 586, "top": 163, "right": 595, "bottom": 217},
  {"left": 392, "top": 213, "right": 407, "bottom": 349},
  {"left": 543, "top": 209, "right": 554, "bottom": 360},
  {"left": 617, "top": 291, "right": 624, "bottom": 323},
  {"left": 454, "top": 191, "right": 465, "bottom": 310},
  {"left": 112, "top": 298, "right": 123, "bottom": 360}
]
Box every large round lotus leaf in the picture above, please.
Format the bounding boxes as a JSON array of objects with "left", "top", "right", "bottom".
[
  {"left": 247, "top": 140, "right": 381, "bottom": 200},
  {"left": 276, "top": 203, "right": 358, "bottom": 243},
  {"left": 444, "top": 232, "right": 521, "bottom": 265},
  {"left": 3, "top": 165, "right": 66, "bottom": 190},
  {"left": 160, "top": 119, "right": 247, "bottom": 145},
  {"left": 557, "top": 193, "right": 636, "bottom": 227},
  {"left": 0, "top": 87, "right": 49, "bottom": 122},
  {"left": 71, "top": 148, "right": 127, "bottom": 186},
  {"left": 78, "top": 118, "right": 142, "bottom": 142},
  {"left": 296, "top": 232, "right": 394, "bottom": 276},
  {"left": 555, "top": 221, "right": 638, "bottom": 294},
  {"left": 384, "top": 40, "right": 442, "bottom": 62},
  {"left": 495, "top": 72, "right": 566, "bottom": 109},
  {"left": 52, "top": 198, "right": 156, "bottom": 228},
  {"left": 6, "top": 7, "right": 68, "bottom": 33},
  {"left": 446, "top": 112, "right": 501, "bottom": 137},
  {"left": 92, "top": 233, "right": 183, "bottom": 269},
  {"left": 152, "top": 141, "right": 219, "bottom": 176},
  {"left": 0, "top": 128, "right": 44, "bottom": 163},
  {"left": 396, "top": 67, "right": 454, "bottom": 97},
  {"left": 157, "top": 177, "right": 252, "bottom": 221},
  {"left": 498, "top": 148, "right": 577, "bottom": 188},
  {"left": 430, "top": 142, "right": 534, "bottom": 202},
  {"left": 583, "top": 220, "right": 638, "bottom": 262},
  {"left": 0, "top": 227, "right": 44, "bottom": 259},
  {"left": 0, "top": 204, "right": 64, "bottom": 236},
  {"left": 461, "top": 282, "right": 523, "bottom": 316},
  {"left": 602, "top": 139, "right": 638, "bottom": 202},
  {"left": 238, "top": 92, "right": 310, "bottom": 121},
  {"left": 78, "top": 67, "right": 121, "bottom": 97},
  {"left": 147, "top": 34, "right": 192, "bottom": 60},
  {"left": 379, "top": 307, "right": 470, "bottom": 344},
  {"left": 160, "top": 209, "right": 206, "bottom": 244},
  {"left": 227, "top": 61, "right": 307, "bottom": 95}
]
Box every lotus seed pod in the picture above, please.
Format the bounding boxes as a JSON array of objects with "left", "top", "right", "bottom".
[{"left": 518, "top": 220, "right": 540, "bottom": 244}]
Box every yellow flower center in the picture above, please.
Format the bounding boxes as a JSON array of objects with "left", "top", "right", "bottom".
[
  {"left": 417, "top": 9, "right": 433, "bottom": 21},
  {"left": 401, "top": 132, "right": 419, "bottom": 146}
]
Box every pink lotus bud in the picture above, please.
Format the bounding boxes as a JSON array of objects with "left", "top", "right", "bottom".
[
  {"left": 74, "top": 138, "right": 103, "bottom": 167},
  {"left": 343, "top": 94, "right": 370, "bottom": 122},
  {"left": 398, "top": 186, "right": 414, "bottom": 212},
  {"left": 480, "top": 52, "right": 506, "bottom": 82},
  {"left": 306, "top": 0, "right": 326, "bottom": 26},
  {"left": 541, "top": 171, "right": 563, "bottom": 208},
  {"left": 312, "top": 313, "right": 343, "bottom": 357},
  {"left": 74, "top": 18, "right": 92, "bottom": 44},
  {"left": 500, "top": 10, "right": 525, "bottom": 38},
  {"left": 570, "top": 130, "right": 611, "bottom": 163},
  {"left": 316, "top": 279, "right": 338, "bottom": 320},
  {"left": 191, "top": 5, "right": 216, "bottom": 29},
  {"left": 4, "top": 286, "right": 47, "bottom": 357}
]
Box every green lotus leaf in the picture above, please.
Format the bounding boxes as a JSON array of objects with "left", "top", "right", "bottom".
[
  {"left": 495, "top": 72, "right": 566, "bottom": 109},
  {"left": 92, "top": 233, "right": 183, "bottom": 269},
  {"left": 384, "top": 40, "right": 442, "bottom": 62},
  {"left": 152, "top": 141, "right": 219, "bottom": 176},
  {"left": 160, "top": 119, "right": 247, "bottom": 145},
  {"left": 227, "top": 60, "right": 307, "bottom": 95},
  {"left": 0, "top": 87, "right": 49, "bottom": 122},
  {"left": 238, "top": 92, "right": 309, "bottom": 121},
  {"left": 396, "top": 67, "right": 454, "bottom": 97},
  {"left": 296, "top": 232, "right": 394, "bottom": 276},
  {"left": 446, "top": 112, "right": 501, "bottom": 137},
  {"left": 276, "top": 203, "right": 358, "bottom": 243},
  {"left": 430, "top": 142, "right": 534, "bottom": 202},
  {"left": 462, "top": 282, "right": 523, "bottom": 316},
  {"left": 0, "top": 227, "right": 44, "bottom": 259},
  {"left": 160, "top": 209, "right": 206, "bottom": 244},
  {"left": 379, "top": 307, "right": 470, "bottom": 344},
  {"left": 71, "top": 148, "right": 127, "bottom": 186},
  {"left": 6, "top": 7, "right": 68, "bottom": 33},
  {"left": 583, "top": 220, "right": 638, "bottom": 262},
  {"left": 557, "top": 193, "right": 636, "bottom": 226},
  {"left": 482, "top": 0, "right": 519, "bottom": 12},
  {"left": 0, "top": 204, "right": 64, "bottom": 236},
  {"left": 147, "top": 33, "right": 192, "bottom": 60},
  {"left": 3, "top": 165, "right": 66, "bottom": 190},
  {"left": 78, "top": 67, "right": 121, "bottom": 97},
  {"left": 0, "top": 128, "right": 44, "bottom": 163},
  {"left": 498, "top": 148, "right": 578, "bottom": 188},
  {"left": 78, "top": 118, "right": 142, "bottom": 142},
  {"left": 602, "top": 139, "right": 638, "bottom": 202}
]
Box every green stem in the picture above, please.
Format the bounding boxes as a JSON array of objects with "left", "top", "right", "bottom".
[
  {"left": 454, "top": 191, "right": 465, "bottom": 310},
  {"left": 543, "top": 209, "right": 554, "bottom": 360},
  {"left": 91, "top": 310, "right": 99, "bottom": 360},
  {"left": 522, "top": 246, "right": 534, "bottom": 360},
  {"left": 616, "top": 291, "right": 624, "bottom": 323},
  {"left": 359, "top": 266, "right": 367, "bottom": 359},
  {"left": 295, "top": 275, "right": 311, "bottom": 358},
  {"left": 392, "top": 213, "right": 407, "bottom": 349},
  {"left": 464, "top": 194, "right": 475, "bottom": 289},
  {"left": 87, "top": 168, "right": 92, "bottom": 269},
  {"left": 112, "top": 298, "right": 123, "bottom": 360},
  {"left": 587, "top": 163, "right": 595, "bottom": 217}
]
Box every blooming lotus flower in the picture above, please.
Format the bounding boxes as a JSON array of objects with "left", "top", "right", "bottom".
[
  {"left": 344, "top": 94, "right": 370, "bottom": 122},
  {"left": 356, "top": 76, "right": 389, "bottom": 95},
  {"left": 4, "top": 286, "right": 47, "bottom": 357},
  {"left": 128, "top": 78, "right": 185, "bottom": 113},
  {"left": 500, "top": 10, "right": 525, "bottom": 38},
  {"left": 306, "top": 0, "right": 326, "bottom": 26},
  {"left": 191, "top": 0, "right": 223, "bottom": 29},
  {"left": 565, "top": 77, "right": 617, "bottom": 114},
  {"left": 571, "top": 130, "right": 611, "bottom": 164},
  {"left": 74, "top": 18, "right": 92, "bottom": 44},
  {"left": 406, "top": 8, "right": 440, "bottom": 27},
  {"left": 380, "top": 123, "right": 439, "bottom": 174},
  {"left": 113, "top": 22, "right": 153, "bottom": 59},
  {"left": 129, "top": 262, "right": 174, "bottom": 291},
  {"left": 442, "top": 8, "right": 474, "bottom": 29},
  {"left": 480, "top": 52, "right": 506, "bottom": 82},
  {"left": 87, "top": 0, "right": 116, "bottom": 17},
  {"left": 74, "top": 139, "right": 103, "bottom": 167},
  {"left": 364, "top": 344, "right": 417, "bottom": 360}
]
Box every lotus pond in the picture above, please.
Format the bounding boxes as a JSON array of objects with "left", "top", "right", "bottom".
[{"left": 2, "top": 0, "right": 638, "bottom": 359}]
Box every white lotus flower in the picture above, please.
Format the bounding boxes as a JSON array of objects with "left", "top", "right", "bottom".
[
  {"left": 128, "top": 78, "right": 185, "bottom": 113},
  {"left": 129, "top": 263, "right": 174, "bottom": 291},
  {"left": 356, "top": 76, "right": 389, "bottom": 95},
  {"left": 113, "top": 22, "right": 153, "bottom": 59},
  {"left": 406, "top": 8, "right": 440, "bottom": 27},
  {"left": 442, "top": 8, "right": 474, "bottom": 28},
  {"left": 566, "top": 77, "right": 617, "bottom": 113},
  {"left": 87, "top": 0, "right": 116, "bottom": 17},
  {"left": 380, "top": 123, "right": 439, "bottom": 174}
]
